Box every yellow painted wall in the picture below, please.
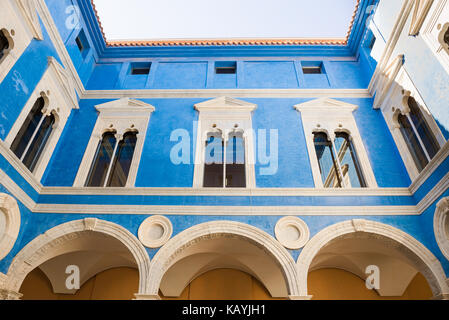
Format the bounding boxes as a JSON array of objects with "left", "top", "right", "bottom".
[
  {"left": 161, "top": 268, "right": 283, "bottom": 300},
  {"left": 20, "top": 267, "right": 139, "bottom": 300},
  {"left": 308, "top": 268, "right": 433, "bottom": 300},
  {"left": 19, "top": 266, "right": 433, "bottom": 300}
]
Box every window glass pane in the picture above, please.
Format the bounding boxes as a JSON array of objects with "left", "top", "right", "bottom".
[
  {"left": 203, "top": 135, "right": 224, "bottom": 188},
  {"left": 22, "top": 113, "right": 55, "bottom": 172},
  {"left": 398, "top": 114, "right": 428, "bottom": 172},
  {"left": 408, "top": 97, "right": 440, "bottom": 159},
  {"left": 226, "top": 135, "right": 246, "bottom": 188},
  {"left": 314, "top": 132, "right": 342, "bottom": 188},
  {"left": 10, "top": 97, "right": 45, "bottom": 159},
  {"left": 0, "top": 30, "right": 9, "bottom": 60},
  {"left": 334, "top": 133, "right": 366, "bottom": 188},
  {"left": 85, "top": 132, "right": 116, "bottom": 187},
  {"left": 107, "top": 132, "right": 138, "bottom": 187}
]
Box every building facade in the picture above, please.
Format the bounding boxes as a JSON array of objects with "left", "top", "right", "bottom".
[{"left": 0, "top": 0, "right": 448, "bottom": 300}]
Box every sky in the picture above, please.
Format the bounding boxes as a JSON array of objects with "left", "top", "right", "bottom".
[{"left": 93, "top": 0, "right": 358, "bottom": 40}]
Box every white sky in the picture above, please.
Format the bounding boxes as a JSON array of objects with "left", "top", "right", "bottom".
[{"left": 93, "top": 0, "right": 358, "bottom": 40}]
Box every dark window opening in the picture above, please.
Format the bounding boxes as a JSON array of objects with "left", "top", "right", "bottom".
[
  {"left": 203, "top": 135, "right": 224, "bottom": 188},
  {"left": 368, "top": 36, "right": 376, "bottom": 50},
  {"left": 334, "top": 132, "right": 367, "bottom": 188},
  {"left": 215, "top": 61, "right": 237, "bottom": 74},
  {"left": 85, "top": 132, "right": 117, "bottom": 187},
  {"left": 398, "top": 114, "right": 428, "bottom": 173},
  {"left": 225, "top": 135, "right": 246, "bottom": 188},
  {"left": 444, "top": 27, "right": 449, "bottom": 46},
  {"left": 107, "top": 131, "right": 138, "bottom": 187},
  {"left": 314, "top": 132, "right": 342, "bottom": 188},
  {"left": 75, "top": 30, "right": 90, "bottom": 59},
  {"left": 130, "top": 62, "right": 152, "bottom": 75},
  {"left": 0, "top": 30, "right": 10, "bottom": 60},
  {"left": 302, "top": 66, "right": 322, "bottom": 74}
]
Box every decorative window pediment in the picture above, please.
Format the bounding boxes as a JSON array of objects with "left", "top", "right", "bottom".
[
  {"left": 409, "top": 0, "right": 435, "bottom": 36},
  {"left": 295, "top": 98, "right": 377, "bottom": 189},
  {"left": 193, "top": 97, "right": 257, "bottom": 188},
  {"left": 15, "top": 0, "right": 44, "bottom": 40},
  {"left": 74, "top": 98, "right": 155, "bottom": 188}
]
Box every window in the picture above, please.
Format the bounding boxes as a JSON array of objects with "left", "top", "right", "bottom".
[
  {"left": 75, "top": 30, "right": 90, "bottom": 59},
  {"left": 444, "top": 26, "right": 449, "bottom": 46},
  {"left": 193, "top": 97, "right": 257, "bottom": 188},
  {"left": 85, "top": 131, "right": 138, "bottom": 187},
  {"left": 313, "top": 132, "right": 366, "bottom": 188},
  {"left": 130, "top": 62, "right": 151, "bottom": 75},
  {"left": 397, "top": 97, "right": 441, "bottom": 173},
  {"left": 73, "top": 98, "right": 155, "bottom": 188},
  {"left": 10, "top": 97, "right": 56, "bottom": 172},
  {"left": 295, "top": 98, "right": 377, "bottom": 188},
  {"left": 302, "top": 62, "right": 324, "bottom": 74},
  {"left": 215, "top": 61, "right": 237, "bottom": 74},
  {"left": 0, "top": 29, "right": 10, "bottom": 61}
]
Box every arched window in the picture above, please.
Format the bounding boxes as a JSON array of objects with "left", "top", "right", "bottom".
[
  {"left": 313, "top": 132, "right": 342, "bottom": 188},
  {"left": 10, "top": 97, "right": 55, "bottom": 172},
  {"left": 444, "top": 26, "right": 449, "bottom": 47},
  {"left": 85, "top": 132, "right": 117, "bottom": 187},
  {"left": 108, "top": 131, "right": 138, "bottom": 187},
  {"left": 226, "top": 133, "right": 246, "bottom": 188},
  {"left": 397, "top": 97, "right": 441, "bottom": 173},
  {"left": 85, "top": 131, "right": 138, "bottom": 187},
  {"left": 0, "top": 29, "right": 10, "bottom": 61},
  {"left": 334, "top": 132, "right": 367, "bottom": 188},
  {"left": 203, "top": 134, "right": 224, "bottom": 188}
]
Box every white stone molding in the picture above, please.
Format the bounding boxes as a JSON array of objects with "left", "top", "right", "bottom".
[
  {"left": 409, "top": 0, "right": 435, "bottom": 35},
  {"left": 2, "top": 218, "right": 151, "bottom": 297},
  {"left": 0, "top": 0, "right": 43, "bottom": 83},
  {"left": 147, "top": 220, "right": 300, "bottom": 297},
  {"left": 275, "top": 216, "right": 310, "bottom": 250},
  {"left": 372, "top": 55, "right": 404, "bottom": 110},
  {"left": 294, "top": 98, "right": 378, "bottom": 189},
  {"left": 193, "top": 97, "right": 257, "bottom": 188},
  {"left": 138, "top": 215, "right": 173, "bottom": 248},
  {"left": 73, "top": 98, "right": 155, "bottom": 188},
  {"left": 434, "top": 197, "right": 449, "bottom": 260},
  {"left": 0, "top": 193, "right": 21, "bottom": 260},
  {"left": 297, "top": 219, "right": 449, "bottom": 298},
  {"left": 377, "top": 66, "right": 446, "bottom": 180},
  {"left": 422, "top": 0, "right": 449, "bottom": 74},
  {"left": 4, "top": 57, "right": 78, "bottom": 182}
]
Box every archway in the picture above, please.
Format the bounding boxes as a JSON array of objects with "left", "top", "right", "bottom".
[
  {"left": 297, "top": 219, "right": 449, "bottom": 299},
  {"left": 148, "top": 221, "right": 300, "bottom": 299},
  {"left": 3, "top": 218, "right": 151, "bottom": 299}
]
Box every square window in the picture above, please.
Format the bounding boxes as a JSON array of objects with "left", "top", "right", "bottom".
[
  {"left": 75, "top": 30, "right": 90, "bottom": 59},
  {"left": 130, "top": 62, "right": 151, "bottom": 75},
  {"left": 215, "top": 61, "right": 237, "bottom": 74}
]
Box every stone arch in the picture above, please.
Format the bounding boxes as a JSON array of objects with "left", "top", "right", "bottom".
[
  {"left": 147, "top": 221, "right": 300, "bottom": 299},
  {"left": 434, "top": 197, "right": 449, "bottom": 261},
  {"left": 0, "top": 193, "right": 21, "bottom": 260},
  {"left": 297, "top": 219, "right": 449, "bottom": 299},
  {"left": 4, "top": 218, "right": 151, "bottom": 296}
]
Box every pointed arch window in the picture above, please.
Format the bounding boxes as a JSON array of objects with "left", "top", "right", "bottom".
[
  {"left": 0, "top": 29, "right": 10, "bottom": 61},
  {"left": 85, "top": 131, "right": 138, "bottom": 187},
  {"left": 226, "top": 133, "right": 246, "bottom": 188},
  {"left": 203, "top": 134, "right": 224, "bottom": 188},
  {"left": 444, "top": 26, "right": 449, "bottom": 46},
  {"left": 313, "top": 132, "right": 367, "bottom": 188},
  {"left": 10, "top": 97, "right": 56, "bottom": 172},
  {"left": 397, "top": 96, "right": 441, "bottom": 173}
]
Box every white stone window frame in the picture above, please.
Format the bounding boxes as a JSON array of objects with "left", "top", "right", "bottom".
[
  {"left": 422, "top": 0, "right": 449, "bottom": 74},
  {"left": 73, "top": 98, "right": 155, "bottom": 188},
  {"left": 294, "top": 98, "right": 378, "bottom": 189},
  {"left": 193, "top": 97, "right": 257, "bottom": 189},
  {"left": 0, "top": 0, "right": 43, "bottom": 83},
  {"left": 378, "top": 67, "right": 446, "bottom": 180},
  {"left": 5, "top": 57, "right": 78, "bottom": 182}
]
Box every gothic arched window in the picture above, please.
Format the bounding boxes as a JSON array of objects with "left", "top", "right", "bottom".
[
  {"left": 334, "top": 132, "right": 367, "bottom": 188},
  {"left": 108, "top": 131, "right": 138, "bottom": 187},
  {"left": 444, "top": 26, "right": 449, "bottom": 47},
  {"left": 226, "top": 133, "right": 246, "bottom": 188},
  {"left": 85, "top": 131, "right": 138, "bottom": 187},
  {"left": 203, "top": 134, "right": 224, "bottom": 188},
  {"left": 313, "top": 132, "right": 342, "bottom": 188},
  {"left": 398, "top": 96, "right": 441, "bottom": 173},
  {"left": 10, "top": 97, "right": 55, "bottom": 171},
  {"left": 0, "top": 29, "right": 10, "bottom": 61}
]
